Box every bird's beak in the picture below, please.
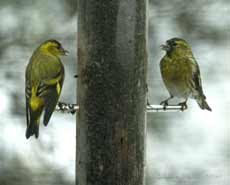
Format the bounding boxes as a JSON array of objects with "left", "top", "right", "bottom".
[
  {"left": 61, "top": 48, "right": 69, "bottom": 56},
  {"left": 160, "top": 44, "right": 170, "bottom": 51}
]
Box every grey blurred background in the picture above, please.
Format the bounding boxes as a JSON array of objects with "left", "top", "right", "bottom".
[{"left": 0, "top": 0, "right": 229, "bottom": 185}]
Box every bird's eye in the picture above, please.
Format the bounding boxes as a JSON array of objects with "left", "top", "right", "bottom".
[
  {"left": 167, "top": 40, "right": 177, "bottom": 47},
  {"left": 56, "top": 45, "right": 61, "bottom": 49},
  {"left": 172, "top": 42, "right": 177, "bottom": 46}
]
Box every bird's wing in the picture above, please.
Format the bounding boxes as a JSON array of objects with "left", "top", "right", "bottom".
[
  {"left": 41, "top": 59, "right": 64, "bottom": 126},
  {"left": 25, "top": 80, "right": 31, "bottom": 127},
  {"left": 43, "top": 71, "right": 64, "bottom": 126},
  {"left": 25, "top": 64, "right": 32, "bottom": 128},
  {"left": 188, "top": 57, "right": 205, "bottom": 98}
]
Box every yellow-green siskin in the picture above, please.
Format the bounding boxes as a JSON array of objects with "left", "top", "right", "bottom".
[
  {"left": 25, "top": 40, "right": 68, "bottom": 139},
  {"left": 160, "top": 38, "right": 211, "bottom": 111}
]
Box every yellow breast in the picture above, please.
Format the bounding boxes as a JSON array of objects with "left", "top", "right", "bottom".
[{"left": 160, "top": 56, "right": 192, "bottom": 97}]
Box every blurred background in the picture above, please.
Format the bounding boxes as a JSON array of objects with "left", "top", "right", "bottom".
[{"left": 0, "top": 0, "right": 229, "bottom": 185}]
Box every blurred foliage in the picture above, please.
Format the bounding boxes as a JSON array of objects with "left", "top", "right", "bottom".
[
  {"left": 149, "top": 0, "right": 230, "bottom": 43},
  {"left": 0, "top": 156, "right": 74, "bottom": 185}
]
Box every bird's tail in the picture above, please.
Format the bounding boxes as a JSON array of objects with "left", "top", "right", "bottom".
[
  {"left": 26, "top": 119, "right": 39, "bottom": 139},
  {"left": 196, "top": 96, "right": 212, "bottom": 111},
  {"left": 26, "top": 109, "right": 42, "bottom": 139}
]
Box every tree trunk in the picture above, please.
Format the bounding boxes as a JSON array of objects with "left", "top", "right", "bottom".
[{"left": 76, "top": 0, "right": 148, "bottom": 185}]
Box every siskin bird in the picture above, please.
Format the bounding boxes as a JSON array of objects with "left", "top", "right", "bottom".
[
  {"left": 25, "top": 40, "right": 68, "bottom": 139},
  {"left": 160, "top": 38, "right": 211, "bottom": 111}
]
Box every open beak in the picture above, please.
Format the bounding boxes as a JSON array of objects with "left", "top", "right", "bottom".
[
  {"left": 61, "top": 48, "right": 69, "bottom": 56},
  {"left": 160, "top": 44, "right": 170, "bottom": 51}
]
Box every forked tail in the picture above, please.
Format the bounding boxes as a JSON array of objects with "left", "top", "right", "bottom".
[{"left": 26, "top": 119, "right": 39, "bottom": 139}]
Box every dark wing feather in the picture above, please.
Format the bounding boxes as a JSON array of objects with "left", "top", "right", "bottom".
[
  {"left": 43, "top": 68, "right": 64, "bottom": 126},
  {"left": 188, "top": 57, "right": 205, "bottom": 98},
  {"left": 25, "top": 81, "right": 31, "bottom": 127},
  {"left": 192, "top": 68, "right": 205, "bottom": 98},
  {"left": 26, "top": 98, "right": 30, "bottom": 128},
  {"left": 43, "top": 87, "right": 59, "bottom": 126},
  {"left": 189, "top": 58, "right": 211, "bottom": 111}
]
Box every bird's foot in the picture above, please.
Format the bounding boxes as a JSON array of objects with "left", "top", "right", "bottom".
[
  {"left": 178, "top": 102, "right": 188, "bottom": 111},
  {"left": 160, "top": 100, "right": 169, "bottom": 110}
]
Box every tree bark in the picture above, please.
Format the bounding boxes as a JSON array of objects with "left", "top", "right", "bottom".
[{"left": 76, "top": 0, "right": 148, "bottom": 185}]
